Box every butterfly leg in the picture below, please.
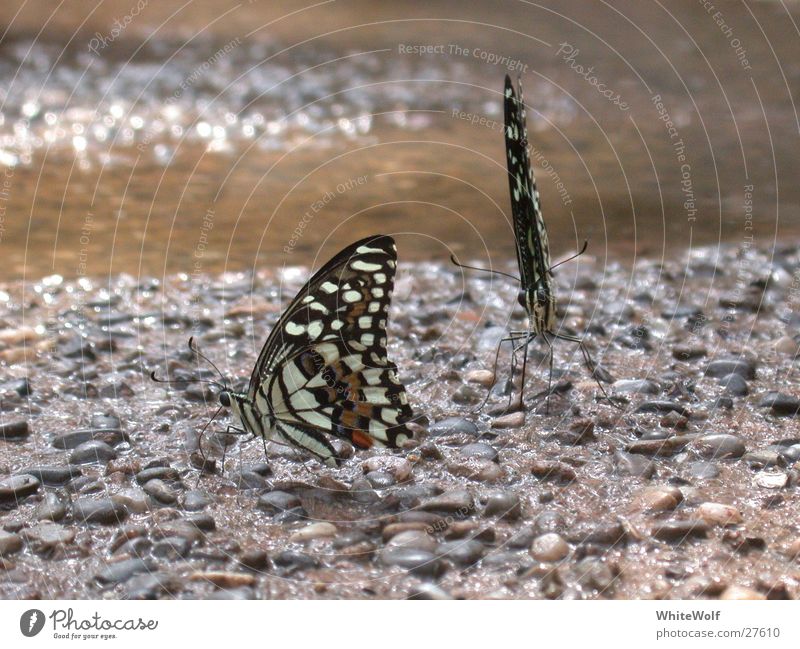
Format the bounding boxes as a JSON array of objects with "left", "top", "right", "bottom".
[
  {"left": 479, "top": 331, "right": 529, "bottom": 412},
  {"left": 540, "top": 331, "right": 555, "bottom": 414},
  {"left": 550, "top": 331, "right": 617, "bottom": 407},
  {"left": 513, "top": 331, "right": 536, "bottom": 413}
]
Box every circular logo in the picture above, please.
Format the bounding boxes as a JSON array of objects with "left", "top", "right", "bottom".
[{"left": 20, "top": 609, "right": 45, "bottom": 637}]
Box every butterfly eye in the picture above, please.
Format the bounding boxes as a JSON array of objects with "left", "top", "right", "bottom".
[
  {"left": 517, "top": 289, "right": 528, "bottom": 309},
  {"left": 219, "top": 391, "right": 231, "bottom": 408}
]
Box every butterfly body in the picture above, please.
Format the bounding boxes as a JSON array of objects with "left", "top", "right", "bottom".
[{"left": 217, "top": 235, "right": 413, "bottom": 467}]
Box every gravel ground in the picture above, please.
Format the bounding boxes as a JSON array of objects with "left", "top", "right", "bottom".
[{"left": 1, "top": 242, "right": 800, "bottom": 600}]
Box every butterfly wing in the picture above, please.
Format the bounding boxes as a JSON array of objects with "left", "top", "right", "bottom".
[
  {"left": 504, "top": 74, "right": 552, "bottom": 300},
  {"left": 248, "top": 235, "right": 413, "bottom": 465}
]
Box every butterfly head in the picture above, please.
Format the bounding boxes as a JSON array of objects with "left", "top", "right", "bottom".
[{"left": 519, "top": 282, "right": 556, "bottom": 332}]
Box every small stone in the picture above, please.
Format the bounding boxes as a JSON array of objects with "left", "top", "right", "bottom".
[
  {"left": 672, "top": 345, "right": 707, "bottom": 361},
  {"left": 257, "top": 490, "right": 301, "bottom": 513},
  {"left": 428, "top": 417, "right": 479, "bottom": 436},
  {"left": 239, "top": 548, "right": 269, "bottom": 570},
  {"left": 531, "top": 460, "right": 576, "bottom": 484},
  {"left": 125, "top": 572, "right": 175, "bottom": 599},
  {"left": 614, "top": 451, "right": 655, "bottom": 478},
  {"left": 16, "top": 466, "right": 81, "bottom": 486},
  {"left": 69, "top": 440, "right": 117, "bottom": 465},
  {"left": 706, "top": 359, "right": 756, "bottom": 379},
  {"left": 436, "top": 539, "right": 485, "bottom": 565},
  {"left": 152, "top": 536, "right": 192, "bottom": 560},
  {"left": 35, "top": 491, "right": 69, "bottom": 521},
  {"left": 386, "top": 529, "right": 437, "bottom": 552},
  {"left": 492, "top": 412, "right": 525, "bottom": 429},
  {"left": 143, "top": 479, "right": 178, "bottom": 504},
  {"left": 742, "top": 450, "right": 785, "bottom": 469},
  {"left": 229, "top": 470, "right": 269, "bottom": 490},
  {"left": 365, "top": 471, "right": 395, "bottom": 489},
  {"left": 651, "top": 519, "right": 710, "bottom": 542},
  {"left": 420, "top": 489, "right": 474, "bottom": 515},
  {"left": 483, "top": 491, "right": 522, "bottom": 520},
  {"left": 0, "top": 420, "right": 30, "bottom": 440},
  {"left": 52, "top": 428, "right": 128, "bottom": 450},
  {"left": 635, "top": 401, "right": 691, "bottom": 417},
  {"left": 361, "top": 456, "right": 412, "bottom": 481},
  {"left": 408, "top": 583, "right": 454, "bottom": 600},
  {"left": 754, "top": 471, "right": 788, "bottom": 489},
  {"left": 692, "top": 434, "right": 746, "bottom": 459},
  {"left": 460, "top": 442, "right": 499, "bottom": 462},
  {"left": 626, "top": 436, "right": 693, "bottom": 456},
  {"left": 189, "top": 571, "right": 256, "bottom": 588},
  {"left": 182, "top": 490, "right": 211, "bottom": 511},
  {"left": 530, "top": 533, "right": 569, "bottom": 562},
  {"left": 22, "top": 522, "right": 76, "bottom": 552},
  {"left": 612, "top": 379, "right": 660, "bottom": 395},
  {"left": 685, "top": 461, "right": 720, "bottom": 480},
  {"left": 135, "top": 466, "right": 181, "bottom": 484},
  {"left": 569, "top": 521, "right": 627, "bottom": 547},
  {"left": 633, "top": 486, "right": 683, "bottom": 512},
  {"left": 774, "top": 336, "right": 799, "bottom": 356},
  {"left": 379, "top": 547, "right": 442, "bottom": 577},
  {"left": 719, "top": 585, "right": 766, "bottom": 600},
  {"left": 272, "top": 550, "right": 319, "bottom": 573},
  {"left": 720, "top": 374, "right": 749, "bottom": 397},
  {"left": 465, "top": 370, "right": 495, "bottom": 386},
  {"left": 696, "top": 502, "right": 742, "bottom": 526},
  {"left": 0, "top": 530, "right": 22, "bottom": 556},
  {"left": 95, "top": 558, "right": 152, "bottom": 585},
  {"left": 73, "top": 497, "right": 129, "bottom": 524},
  {"left": 289, "top": 522, "right": 337, "bottom": 543},
  {"left": 0, "top": 474, "right": 40, "bottom": 502},
  {"left": 760, "top": 393, "right": 800, "bottom": 416}
]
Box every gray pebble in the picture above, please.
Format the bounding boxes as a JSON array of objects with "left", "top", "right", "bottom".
[
  {"left": 52, "top": 428, "right": 128, "bottom": 449},
  {"left": 759, "top": 393, "right": 800, "bottom": 416},
  {"left": 720, "top": 373, "right": 749, "bottom": 396},
  {"left": 379, "top": 546, "right": 443, "bottom": 578},
  {"left": 0, "top": 530, "right": 23, "bottom": 556},
  {"left": 135, "top": 467, "right": 181, "bottom": 484},
  {"left": 635, "top": 401, "right": 691, "bottom": 417},
  {"left": 460, "top": 442, "right": 499, "bottom": 462},
  {"left": 143, "top": 479, "right": 178, "bottom": 504},
  {"left": 408, "top": 583, "right": 454, "bottom": 600},
  {"left": 651, "top": 519, "right": 710, "bottom": 542},
  {"left": 182, "top": 490, "right": 211, "bottom": 511},
  {"left": 613, "top": 379, "right": 660, "bottom": 395},
  {"left": 16, "top": 465, "right": 82, "bottom": 486},
  {"left": 428, "top": 417, "right": 479, "bottom": 436},
  {"left": 483, "top": 491, "right": 522, "bottom": 520},
  {"left": 0, "top": 420, "right": 30, "bottom": 440},
  {"left": 230, "top": 470, "right": 269, "bottom": 490},
  {"left": 685, "top": 461, "right": 720, "bottom": 480},
  {"left": 91, "top": 413, "right": 122, "bottom": 430},
  {"left": 436, "top": 539, "right": 485, "bottom": 565},
  {"left": 614, "top": 451, "right": 655, "bottom": 478},
  {"left": 95, "top": 558, "right": 152, "bottom": 585},
  {"left": 706, "top": 359, "right": 756, "bottom": 379},
  {"left": 532, "top": 511, "right": 566, "bottom": 535},
  {"left": 274, "top": 507, "right": 308, "bottom": 524},
  {"left": 692, "top": 434, "right": 746, "bottom": 459},
  {"left": 69, "top": 440, "right": 117, "bottom": 465},
  {"left": 22, "top": 522, "right": 77, "bottom": 552},
  {"left": 420, "top": 489, "right": 474, "bottom": 515},
  {"left": 152, "top": 536, "right": 192, "bottom": 560},
  {"left": 125, "top": 572, "right": 175, "bottom": 599},
  {"left": 257, "top": 490, "right": 301, "bottom": 513},
  {"left": 365, "top": 471, "right": 395, "bottom": 489},
  {"left": 184, "top": 513, "right": 216, "bottom": 532},
  {"left": 73, "top": 497, "right": 129, "bottom": 524},
  {"left": 0, "top": 474, "right": 40, "bottom": 502},
  {"left": 272, "top": 550, "right": 319, "bottom": 573},
  {"left": 35, "top": 491, "right": 69, "bottom": 521},
  {"left": 530, "top": 533, "right": 570, "bottom": 562},
  {"left": 742, "top": 450, "right": 786, "bottom": 469}
]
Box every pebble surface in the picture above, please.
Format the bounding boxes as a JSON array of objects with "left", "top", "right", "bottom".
[{"left": 1, "top": 244, "right": 799, "bottom": 600}]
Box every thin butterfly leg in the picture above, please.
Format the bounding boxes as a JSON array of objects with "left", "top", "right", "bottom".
[
  {"left": 550, "top": 331, "right": 616, "bottom": 406},
  {"left": 476, "top": 330, "right": 529, "bottom": 412}
]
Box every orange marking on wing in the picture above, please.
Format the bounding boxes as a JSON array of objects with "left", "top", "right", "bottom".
[{"left": 351, "top": 430, "right": 374, "bottom": 448}]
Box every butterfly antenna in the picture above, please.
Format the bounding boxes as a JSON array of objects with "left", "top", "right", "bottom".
[
  {"left": 450, "top": 254, "right": 521, "bottom": 282},
  {"left": 547, "top": 240, "right": 589, "bottom": 274},
  {"left": 150, "top": 370, "right": 225, "bottom": 393},
  {"left": 188, "top": 337, "right": 228, "bottom": 386}
]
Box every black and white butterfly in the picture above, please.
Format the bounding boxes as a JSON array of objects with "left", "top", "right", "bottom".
[
  {"left": 157, "top": 235, "right": 414, "bottom": 467},
  {"left": 454, "top": 75, "right": 609, "bottom": 412}
]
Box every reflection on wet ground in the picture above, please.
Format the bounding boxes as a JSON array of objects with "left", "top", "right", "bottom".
[{"left": 0, "top": 0, "right": 799, "bottom": 279}]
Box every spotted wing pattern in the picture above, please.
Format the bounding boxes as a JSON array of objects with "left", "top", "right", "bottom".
[
  {"left": 504, "top": 74, "right": 555, "bottom": 333},
  {"left": 241, "top": 235, "right": 413, "bottom": 466}
]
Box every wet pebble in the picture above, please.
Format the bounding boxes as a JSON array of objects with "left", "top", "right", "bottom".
[
  {"left": 465, "top": 369, "right": 495, "bottom": 386},
  {"left": 720, "top": 373, "right": 749, "bottom": 396},
  {"left": 52, "top": 428, "right": 128, "bottom": 449},
  {"left": 272, "top": 550, "right": 319, "bottom": 573},
  {"left": 460, "top": 442, "right": 499, "bottom": 462},
  {"left": 760, "top": 393, "right": 800, "bottom": 416},
  {"left": 427, "top": 417, "right": 479, "bottom": 436},
  {"left": 135, "top": 466, "right": 181, "bottom": 484},
  {"left": 531, "top": 460, "right": 576, "bottom": 484},
  {"left": 742, "top": 450, "right": 785, "bottom": 469},
  {"left": 633, "top": 485, "right": 683, "bottom": 512},
  {"left": 22, "top": 523, "right": 76, "bottom": 552},
  {"left": 73, "top": 497, "right": 129, "bottom": 524},
  {"left": 614, "top": 451, "right": 655, "bottom": 478},
  {"left": 35, "top": 491, "right": 69, "bottom": 521},
  {"left": 0, "top": 530, "right": 23, "bottom": 556},
  {"left": 696, "top": 502, "right": 742, "bottom": 526},
  {"left": 530, "top": 533, "right": 569, "bottom": 562},
  {"left": 625, "top": 436, "right": 693, "bottom": 456},
  {"left": 754, "top": 471, "right": 788, "bottom": 489},
  {"left": 436, "top": 539, "right": 485, "bottom": 565},
  {"left": 125, "top": 572, "right": 175, "bottom": 599},
  {"left": 152, "top": 536, "right": 192, "bottom": 560},
  {"left": 182, "top": 490, "right": 211, "bottom": 511},
  {"left": 0, "top": 420, "right": 30, "bottom": 440},
  {"left": 612, "top": 379, "right": 660, "bottom": 395},
  {"left": 483, "top": 491, "right": 522, "bottom": 520},
  {"left": 17, "top": 465, "right": 82, "bottom": 486},
  {"left": 651, "top": 519, "right": 710, "bottom": 542},
  {"left": 258, "top": 490, "right": 301, "bottom": 513},
  {"left": 720, "top": 585, "right": 766, "bottom": 600},
  {"left": 289, "top": 522, "right": 337, "bottom": 543},
  {"left": 408, "top": 583, "right": 454, "bottom": 600},
  {"left": 143, "top": 479, "right": 178, "bottom": 504},
  {"left": 491, "top": 411, "right": 525, "bottom": 429},
  {"left": 379, "top": 546, "right": 442, "bottom": 578},
  {"left": 0, "top": 474, "right": 40, "bottom": 502},
  {"left": 365, "top": 471, "right": 395, "bottom": 489},
  {"left": 692, "top": 434, "right": 746, "bottom": 459},
  {"left": 706, "top": 359, "right": 756, "bottom": 380},
  {"left": 189, "top": 571, "right": 256, "bottom": 588},
  {"left": 420, "top": 489, "right": 474, "bottom": 515},
  {"left": 239, "top": 548, "right": 269, "bottom": 570},
  {"left": 635, "top": 401, "right": 691, "bottom": 417},
  {"left": 684, "top": 461, "right": 720, "bottom": 480},
  {"left": 69, "top": 440, "right": 117, "bottom": 465}
]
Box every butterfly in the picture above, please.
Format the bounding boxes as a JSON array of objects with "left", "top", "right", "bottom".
[
  {"left": 155, "top": 235, "right": 414, "bottom": 467},
  {"left": 454, "top": 75, "right": 610, "bottom": 412}
]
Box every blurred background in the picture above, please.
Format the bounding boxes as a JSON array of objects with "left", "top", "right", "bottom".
[{"left": 0, "top": 0, "right": 798, "bottom": 280}]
